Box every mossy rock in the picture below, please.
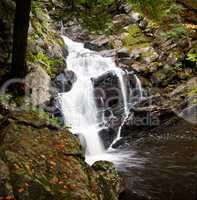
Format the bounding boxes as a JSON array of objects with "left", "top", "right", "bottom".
[
  {"left": 148, "top": 62, "right": 163, "bottom": 73},
  {"left": 123, "top": 24, "right": 151, "bottom": 50},
  {"left": 92, "top": 161, "right": 121, "bottom": 200},
  {"left": 0, "top": 111, "right": 121, "bottom": 200},
  {"left": 151, "top": 64, "right": 177, "bottom": 86},
  {"left": 27, "top": 1, "right": 65, "bottom": 78}
]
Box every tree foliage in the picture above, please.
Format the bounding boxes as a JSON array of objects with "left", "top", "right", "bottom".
[
  {"left": 128, "top": 0, "right": 173, "bottom": 21},
  {"left": 65, "top": 0, "right": 116, "bottom": 32}
]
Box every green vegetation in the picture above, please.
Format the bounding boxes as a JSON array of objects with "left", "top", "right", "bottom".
[
  {"left": 160, "top": 24, "right": 188, "bottom": 42},
  {"left": 0, "top": 92, "right": 64, "bottom": 127},
  {"left": 123, "top": 25, "right": 150, "bottom": 49},
  {"left": 128, "top": 0, "right": 185, "bottom": 24},
  {"left": 64, "top": 0, "right": 116, "bottom": 33},
  {"left": 128, "top": 0, "right": 172, "bottom": 21},
  {"left": 28, "top": 106, "right": 64, "bottom": 127},
  {"left": 188, "top": 87, "right": 197, "bottom": 104},
  {"left": 30, "top": 1, "right": 50, "bottom": 39},
  {"left": 26, "top": 51, "right": 64, "bottom": 76},
  {"left": 187, "top": 52, "right": 197, "bottom": 63},
  {"left": 164, "top": 3, "right": 184, "bottom": 22}
]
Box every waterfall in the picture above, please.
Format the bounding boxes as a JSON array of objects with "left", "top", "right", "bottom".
[
  {"left": 134, "top": 74, "right": 143, "bottom": 99},
  {"left": 58, "top": 36, "right": 142, "bottom": 164},
  {"left": 110, "top": 74, "right": 143, "bottom": 148}
]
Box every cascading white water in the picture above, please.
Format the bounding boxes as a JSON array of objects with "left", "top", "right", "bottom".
[
  {"left": 134, "top": 74, "right": 143, "bottom": 99},
  {"left": 111, "top": 74, "right": 144, "bottom": 147},
  {"left": 58, "top": 36, "right": 142, "bottom": 164}
]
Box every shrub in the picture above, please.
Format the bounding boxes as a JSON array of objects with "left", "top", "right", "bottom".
[
  {"left": 128, "top": 0, "right": 172, "bottom": 21},
  {"left": 187, "top": 52, "right": 197, "bottom": 63},
  {"left": 160, "top": 24, "right": 188, "bottom": 41}
]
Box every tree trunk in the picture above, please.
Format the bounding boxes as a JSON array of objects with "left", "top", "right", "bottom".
[{"left": 11, "top": 0, "right": 31, "bottom": 79}]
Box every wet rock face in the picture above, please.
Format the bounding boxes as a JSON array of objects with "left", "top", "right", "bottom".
[
  {"left": 92, "top": 71, "right": 121, "bottom": 110},
  {"left": 92, "top": 71, "right": 124, "bottom": 126},
  {"left": 0, "top": 111, "right": 121, "bottom": 200},
  {"left": 118, "top": 94, "right": 177, "bottom": 141},
  {"left": 92, "top": 71, "right": 120, "bottom": 89},
  {"left": 111, "top": 137, "right": 125, "bottom": 149},
  {"left": 92, "top": 70, "right": 143, "bottom": 132},
  {"left": 55, "top": 70, "right": 77, "bottom": 93},
  {"left": 99, "top": 128, "right": 117, "bottom": 149}
]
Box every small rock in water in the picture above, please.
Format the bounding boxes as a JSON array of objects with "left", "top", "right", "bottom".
[{"left": 112, "top": 138, "right": 125, "bottom": 149}]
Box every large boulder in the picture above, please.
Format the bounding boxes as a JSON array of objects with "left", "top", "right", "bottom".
[
  {"left": 92, "top": 70, "right": 126, "bottom": 131},
  {"left": 92, "top": 70, "right": 123, "bottom": 118},
  {"left": 0, "top": 110, "right": 121, "bottom": 200},
  {"left": 84, "top": 36, "right": 113, "bottom": 51},
  {"left": 25, "top": 65, "right": 52, "bottom": 106}
]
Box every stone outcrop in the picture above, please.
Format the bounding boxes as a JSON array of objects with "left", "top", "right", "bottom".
[
  {"left": 84, "top": 36, "right": 113, "bottom": 52},
  {"left": 25, "top": 65, "right": 52, "bottom": 106},
  {"left": 0, "top": 110, "right": 121, "bottom": 200}
]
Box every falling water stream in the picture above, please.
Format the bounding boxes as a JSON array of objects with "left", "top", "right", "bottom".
[{"left": 58, "top": 36, "right": 142, "bottom": 165}]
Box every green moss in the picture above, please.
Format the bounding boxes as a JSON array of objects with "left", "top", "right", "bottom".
[
  {"left": 26, "top": 106, "right": 64, "bottom": 128},
  {"left": 188, "top": 87, "right": 197, "bottom": 95},
  {"left": 27, "top": 1, "right": 65, "bottom": 77},
  {"left": 26, "top": 51, "right": 64, "bottom": 77},
  {"left": 123, "top": 25, "right": 150, "bottom": 50}
]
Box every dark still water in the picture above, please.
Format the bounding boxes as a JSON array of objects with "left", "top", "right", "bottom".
[{"left": 119, "top": 121, "right": 197, "bottom": 200}]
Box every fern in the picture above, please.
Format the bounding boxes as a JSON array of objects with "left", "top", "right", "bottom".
[{"left": 187, "top": 52, "right": 197, "bottom": 63}]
